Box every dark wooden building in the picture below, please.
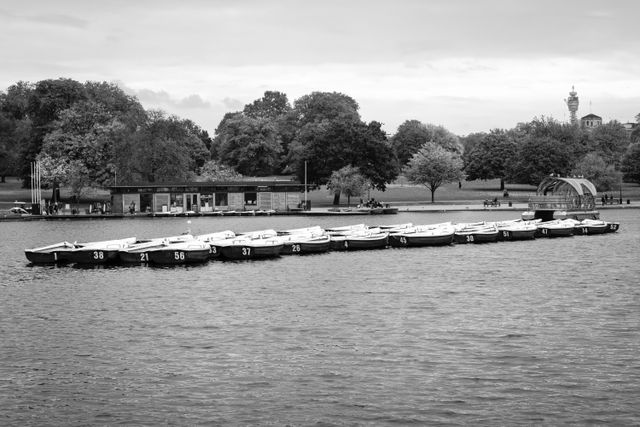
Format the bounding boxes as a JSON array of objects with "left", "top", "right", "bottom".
[{"left": 109, "top": 180, "right": 307, "bottom": 214}]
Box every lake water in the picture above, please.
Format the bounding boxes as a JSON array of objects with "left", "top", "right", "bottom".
[{"left": 1, "top": 209, "right": 639, "bottom": 426}]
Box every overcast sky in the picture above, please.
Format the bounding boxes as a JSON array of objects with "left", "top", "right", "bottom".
[{"left": 1, "top": 0, "right": 639, "bottom": 136}]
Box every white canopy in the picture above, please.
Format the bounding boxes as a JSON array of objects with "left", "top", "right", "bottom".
[{"left": 537, "top": 177, "right": 597, "bottom": 196}]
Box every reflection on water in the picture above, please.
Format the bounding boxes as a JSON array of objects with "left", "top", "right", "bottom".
[{"left": 1, "top": 210, "right": 639, "bottom": 425}]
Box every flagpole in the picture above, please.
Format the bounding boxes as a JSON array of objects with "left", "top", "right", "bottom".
[{"left": 304, "top": 161, "right": 307, "bottom": 210}]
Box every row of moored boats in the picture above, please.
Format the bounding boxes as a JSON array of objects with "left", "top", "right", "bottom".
[{"left": 24, "top": 218, "right": 620, "bottom": 265}]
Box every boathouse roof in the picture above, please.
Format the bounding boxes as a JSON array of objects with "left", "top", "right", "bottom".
[{"left": 537, "top": 176, "right": 597, "bottom": 196}]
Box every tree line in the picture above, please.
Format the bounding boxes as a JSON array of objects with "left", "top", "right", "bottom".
[{"left": 1, "top": 78, "right": 639, "bottom": 204}]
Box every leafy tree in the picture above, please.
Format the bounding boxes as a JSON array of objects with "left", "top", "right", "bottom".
[
  {"left": 589, "top": 120, "right": 630, "bottom": 166},
  {"left": 511, "top": 116, "right": 592, "bottom": 159},
  {"left": 391, "top": 120, "right": 462, "bottom": 166},
  {"left": 326, "top": 165, "right": 370, "bottom": 206},
  {"left": 571, "top": 153, "right": 622, "bottom": 192},
  {"left": 122, "top": 131, "right": 193, "bottom": 183},
  {"left": 631, "top": 113, "right": 640, "bottom": 143},
  {"left": 1, "top": 81, "right": 33, "bottom": 120},
  {"left": 286, "top": 91, "right": 397, "bottom": 194},
  {"left": 37, "top": 154, "right": 92, "bottom": 209},
  {"left": 403, "top": 141, "right": 464, "bottom": 203},
  {"left": 463, "top": 129, "right": 517, "bottom": 190},
  {"left": 460, "top": 132, "right": 487, "bottom": 157},
  {"left": 243, "top": 90, "right": 291, "bottom": 120},
  {"left": 116, "top": 111, "right": 208, "bottom": 184},
  {"left": 38, "top": 100, "right": 133, "bottom": 189},
  {"left": 214, "top": 114, "right": 282, "bottom": 176},
  {"left": 21, "top": 78, "right": 88, "bottom": 183},
  {"left": 291, "top": 91, "right": 360, "bottom": 126},
  {"left": 506, "top": 136, "right": 573, "bottom": 185},
  {"left": 199, "top": 160, "right": 243, "bottom": 181},
  {"left": 621, "top": 142, "right": 640, "bottom": 184},
  {"left": 287, "top": 119, "right": 398, "bottom": 199}
]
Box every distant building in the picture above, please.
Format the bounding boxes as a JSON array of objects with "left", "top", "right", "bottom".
[
  {"left": 622, "top": 122, "right": 638, "bottom": 139},
  {"left": 581, "top": 113, "right": 602, "bottom": 129},
  {"left": 565, "top": 86, "right": 579, "bottom": 125},
  {"left": 109, "top": 180, "right": 306, "bottom": 214}
]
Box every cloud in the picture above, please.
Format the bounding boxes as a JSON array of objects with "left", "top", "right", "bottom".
[
  {"left": 222, "top": 97, "right": 243, "bottom": 111},
  {"left": 129, "top": 87, "right": 211, "bottom": 110},
  {"left": 28, "top": 13, "right": 87, "bottom": 29}
]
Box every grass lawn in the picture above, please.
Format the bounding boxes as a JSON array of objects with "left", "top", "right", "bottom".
[{"left": 1, "top": 176, "right": 639, "bottom": 209}]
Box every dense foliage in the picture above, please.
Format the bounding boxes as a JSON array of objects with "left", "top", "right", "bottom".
[{"left": 1, "top": 78, "right": 637, "bottom": 202}]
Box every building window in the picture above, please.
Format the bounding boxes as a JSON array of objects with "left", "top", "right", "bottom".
[
  {"left": 140, "top": 193, "right": 153, "bottom": 213},
  {"left": 170, "top": 193, "right": 184, "bottom": 212},
  {"left": 244, "top": 192, "right": 257, "bottom": 205},
  {"left": 200, "top": 193, "right": 213, "bottom": 212},
  {"left": 215, "top": 193, "right": 228, "bottom": 207}
]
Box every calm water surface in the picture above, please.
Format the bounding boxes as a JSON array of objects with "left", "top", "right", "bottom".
[{"left": 1, "top": 210, "right": 639, "bottom": 426}]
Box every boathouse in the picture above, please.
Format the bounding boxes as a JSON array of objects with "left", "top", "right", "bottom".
[
  {"left": 525, "top": 176, "right": 598, "bottom": 221},
  {"left": 109, "top": 180, "right": 307, "bottom": 214}
]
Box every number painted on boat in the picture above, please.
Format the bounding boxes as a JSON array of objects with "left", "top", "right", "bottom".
[
  {"left": 610, "top": 224, "right": 618, "bottom": 231},
  {"left": 211, "top": 246, "right": 217, "bottom": 254},
  {"left": 399, "top": 236, "right": 407, "bottom": 245},
  {"left": 140, "top": 252, "right": 149, "bottom": 262},
  {"left": 466, "top": 235, "right": 474, "bottom": 243},
  {"left": 242, "top": 247, "right": 251, "bottom": 256},
  {"left": 174, "top": 251, "right": 185, "bottom": 261},
  {"left": 580, "top": 227, "right": 588, "bottom": 235},
  {"left": 502, "top": 231, "right": 510, "bottom": 238},
  {"left": 292, "top": 244, "right": 301, "bottom": 253},
  {"left": 344, "top": 241, "right": 349, "bottom": 249},
  {"left": 541, "top": 228, "right": 548, "bottom": 235},
  {"left": 93, "top": 250, "right": 104, "bottom": 260}
]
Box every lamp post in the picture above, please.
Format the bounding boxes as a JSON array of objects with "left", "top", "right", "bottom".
[
  {"left": 304, "top": 161, "right": 308, "bottom": 210},
  {"left": 619, "top": 181, "right": 623, "bottom": 205}
]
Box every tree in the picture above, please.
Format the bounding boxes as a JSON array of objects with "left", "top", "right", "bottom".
[
  {"left": 37, "top": 154, "right": 92, "bottom": 209},
  {"left": 199, "top": 160, "right": 243, "bottom": 181},
  {"left": 571, "top": 153, "right": 622, "bottom": 192},
  {"left": 621, "top": 142, "right": 640, "bottom": 184},
  {"left": 460, "top": 132, "right": 487, "bottom": 156},
  {"left": 291, "top": 91, "right": 360, "bottom": 126},
  {"left": 326, "top": 165, "right": 370, "bottom": 206},
  {"left": 21, "top": 78, "right": 88, "bottom": 184},
  {"left": 463, "top": 129, "right": 517, "bottom": 190},
  {"left": 391, "top": 120, "right": 462, "bottom": 166},
  {"left": 214, "top": 114, "right": 282, "bottom": 176},
  {"left": 507, "top": 136, "right": 573, "bottom": 185},
  {"left": 243, "top": 90, "right": 291, "bottom": 120},
  {"left": 287, "top": 119, "right": 398, "bottom": 199},
  {"left": 631, "top": 113, "right": 640, "bottom": 143},
  {"left": 38, "top": 100, "right": 133, "bottom": 189},
  {"left": 589, "top": 120, "right": 630, "bottom": 167},
  {"left": 403, "top": 142, "right": 464, "bottom": 203}
]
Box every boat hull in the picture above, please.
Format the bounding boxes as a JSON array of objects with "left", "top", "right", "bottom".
[
  {"left": 388, "top": 233, "right": 454, "bottom": 247},
  {"left": 605, "top": 222, "right": 620, "bottom": 233},
  {"left": 573, "top": 224, "right": 608, "bottom": 235},
  {"left": 24, "top": 242, "right": 77, "bottom": 264},
  {"left": 220, "top": 243, "right": 283, "bottom": 260},
  {"left": 330, "top": 235, "right": 389, "bottom": 251},
  {"left": 67, "top": 249, "right": 121, "bottom": 264},
  {"left": 497, "top": 228, "right": 537, "bottom": 241},
  {"left": 280, "top": 239, "right": 331, "bottom": 255},
  {"left": 119, "top": 249, "right": 154, "bottom": 263},
  {"left": 25, "top": 249, "right": 73, "bottom": 264},
  {"left": 147, "top": 248, "right": 211, "bottom": 264},
  {"left": 454, "top": 231, "right": 499, "bottom": 244},
  {"left": 535, "top": 226, "right": 574, "bottom": 238}
]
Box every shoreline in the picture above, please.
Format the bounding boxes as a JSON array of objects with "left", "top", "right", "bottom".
[{"left": 1, "top": 202, "right": 636, "bottom": 222}]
